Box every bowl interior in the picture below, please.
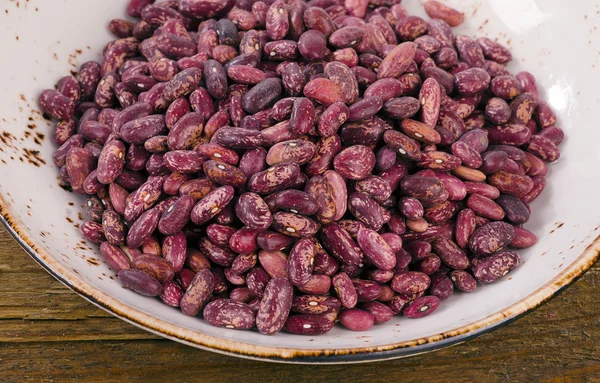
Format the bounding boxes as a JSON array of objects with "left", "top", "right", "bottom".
[{"left": 1, "top": 0, "right": 599, "bottom": 360}]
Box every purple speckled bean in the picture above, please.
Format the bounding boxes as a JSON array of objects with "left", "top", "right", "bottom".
[
  {"left": 356, "top": 226, "right": 396, "bottom": 271},
  {"left": 198, "top": 237, "right": 237, "bottom": 267},
  {"left": 495, "top": 194, "right": 530, "bottom": 224},
  {"left": 333, "top": 145, "right": 376, "bottom": 180},
  {"left": 352, "top": 279, "right": 383, "bottom": 302},
  {"left": 403, "top": 295, "right": 440, "bottom": 318},
  {"left": 473, "top": 250, "right": 521, "bottom": 283},
  {"left": 202, "top": 160, "right": 247, "bottom": 188},
  {"left": 298, "top": 274, "right": 331, "bottom": 295},
  {"left": 66, "top": 147, "right": 96, "bottom": 194},
  {"left": 256, "top": 277, "right": 293, "bottom": 335},
  {"left": 266, "top": 139, "right": 316, "bottom": 166},
  {"left": 213, "top": 127, "right": 264, "bottom": 149},
  {"left": 236, "top": 192, "right": 273, "bottom": 230},
  {"left": 96, "top": 140, "right": 126, "bottom": 185},
  {"left": 259, "top": 250, "right": 288, "bottom": 279},
  {"left": 162, "top": 232, "right": 187, "bottom": 272},
  {"left": 180, "top": 269, "right": 215, "bottom": 316},
  {"left": 272, "top": 212, "right": 320, "bottom": 238},
  {"left": 469, "top": 221, "right": 515, "bottom": 255},
  {"left": 132, "top": 254, "right": 174, "bottom": 283},
  {"left": 321, "top": 222, "right": 363, "bottom": 266},
  {"left": 257, "top": 231, "right": 296, "bottom": 251},
  {"left": 511, "top": 227, "right": 537, "bottom": 248},
  {"left": 432, "top": 237, "right": 469, "bottom": 270},
  {"left": 81, "top": 221, "right": 106, "bottom": 244},
  {"left": 360, "top": 301, "right": 394, "bottom": 324},
  {"left": 266, "top": 189, "right": 319, "bottom": 216},
  {"left": 339, "top": 308, "right": 374, "bottom": 331},
  {"left": 377, "top": 42, "right": 416, "bottom": 79},
  {"left": 126, "top": 208, "right": 160, "bottom": 249},
  {"left": 100, "top": 242, "right": 131, "bottom": 272},
  {"left": 118, "top": 269, "right": 163, "bottom": 297},
  {"left": 450, "top": 270, "right": 477, "bottom": 292},
  {"left": 231, "top": 252, "right": 258, "bottom": 275},
  {"left": 191, "top": 186, "right": 235, "bottom": 225},
  {"left": 206, "top": 224, "right": 236, "bottom": 248},
  {"left": 287, "top": 239, "right": 316, "bottom": 286},
  {"left": 332, "top": 272, "right": 358, "bottom": 308},
  {"left": 248, "top": 163, "right": 300, "bottom": 194},
  {"left": 159, "top": 281, "right": 183, "bottom": 307},
  {"left": 348, "top": 192, "right": 390, "bottom": 230},
  {"left": 78, "top": 61, "right": 102, "bottom": 101},
  {"left": 167, "top": 112, "right": 204, "bottom": 150},
  {"left": 391, "top": 271, "right": 430, "bottom": 296},
  {"left": 430, "top": 273, "right": 454, "bottom": 300},
  {"left": 102, "top": 209, "right": 126, "bottom": 245},
  {"left": 284, "top": 314, "right": 334, "bottom": 335},
  {"left": 203, "top": 299, "right": 256, "bottom": 330}
]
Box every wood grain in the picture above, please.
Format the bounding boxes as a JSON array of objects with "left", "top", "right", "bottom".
[{"left": 0, "top": 226, "right": 598, "bottom": 383}]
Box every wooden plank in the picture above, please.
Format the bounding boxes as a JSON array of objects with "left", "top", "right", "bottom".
[{"left": 0, "top": 226, "right": 599, "bottom": 383}]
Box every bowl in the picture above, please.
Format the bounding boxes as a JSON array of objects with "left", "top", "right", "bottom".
[{"left": 1, "top": 0, "right": 599, "bottom": 363}]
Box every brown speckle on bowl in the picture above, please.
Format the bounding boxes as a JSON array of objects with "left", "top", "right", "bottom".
[
  {"left": 68, "top": 49, "right": 84, "bottom": 68},
  {"left": 58, "top": 183, "right": 72, "bottom": 193},
  {"left": 87, "top": 258, "right": 100, "bottom": 266},
  {"left": 22, "top": 148, "right": 46, "bottom": 167},
  {"left": 477, "top": 19, "right": 489, "bottom": 32}
]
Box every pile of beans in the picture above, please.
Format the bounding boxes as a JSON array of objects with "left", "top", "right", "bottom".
[{"left": 39, "top": 0, "right": 563, "bottom": 335}]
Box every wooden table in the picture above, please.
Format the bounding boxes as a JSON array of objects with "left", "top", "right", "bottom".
[{"left": 1, "top": 226, "right": 598, "bottom": 382}]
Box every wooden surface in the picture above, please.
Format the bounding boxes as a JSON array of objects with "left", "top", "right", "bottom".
[{"left": 0, "top": 226, "right": 598, "bottom": 383}]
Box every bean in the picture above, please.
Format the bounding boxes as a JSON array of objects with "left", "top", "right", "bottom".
[
  {"left": 162, "top": 232, "right": 187, "bottom": 272},
  {"left": 473, "top": 251, "right": 521, "bottom": 283},
  {"left": 190, "top": 186, "right": 235, "bottom": 225},
  {"left": 287, "top": 239, "right": 316, "bottom": 286},
  {"left": 160, "top": 281, "right": 183, "bottom": 307},
  {"left": 180, "top": 269, "right": 214, "bottom": 316},
  {"left": 248, "top": 163, "right": 301, "bottom": 194},
  {"left": 163, "top": 150, "right": 206, "bottom": 174},
  {"left": 272, "top": 212, "right": 320, "bottom": 238},
  {"left": 321, "top": 222, "right": 363, "bottom": 266},
  {"left": 235, "top": 192, "right": 273, "bottom": 230},
  {"left": 303, "top": 78, "right": 346, "bottom": 106},
  {"left": 339, "top": 309, "right": 374, "bottom": 331},
  {"left": 430, "top": 273, "right": 454, "bottom": 300},
  {"left": 132, "top": 254, "right": 174, "bottom": 283},
  {"left": 256, "top": 277, "right": 294, "bottom": 334},
  {"left": 450, "top": 270, "right": 477, "bottom": 292},
  {"left": 118, "top": 269, "right": 163, "bottom": 297},
  {"left": 403, "top": 295, "right": 440, "bottom": 318},
  {"left": 356, "top": 227, "right": 396, "bottom": 271},
  {"left": 347, "top": 192, "right": 390, "bottom": 231},
  {"left": 469, "top": 221, "right": 515, "bottom": 255},
  {"left": 423, "top": 1, "right": 463, "bottom": 26},
  {"left": 99, "top": 242, "right": 131, "bottom": 273},
  {"left": 333, "top": 145, "right": 376, "bottom": 180},
  {"left": 391, "top": 272, "right": 430, "bottom": 296},
  {"left": 242, "top": 78, "right": 282, "bottom": 114}
]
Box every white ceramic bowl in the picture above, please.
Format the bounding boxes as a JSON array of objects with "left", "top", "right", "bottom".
[{"left": 1, "top": 0, "right": 598, "bottom": 363}]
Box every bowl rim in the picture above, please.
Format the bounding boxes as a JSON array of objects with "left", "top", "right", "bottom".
[{"left": 1, "top": 195, "right": 599, "bottom": 363}]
